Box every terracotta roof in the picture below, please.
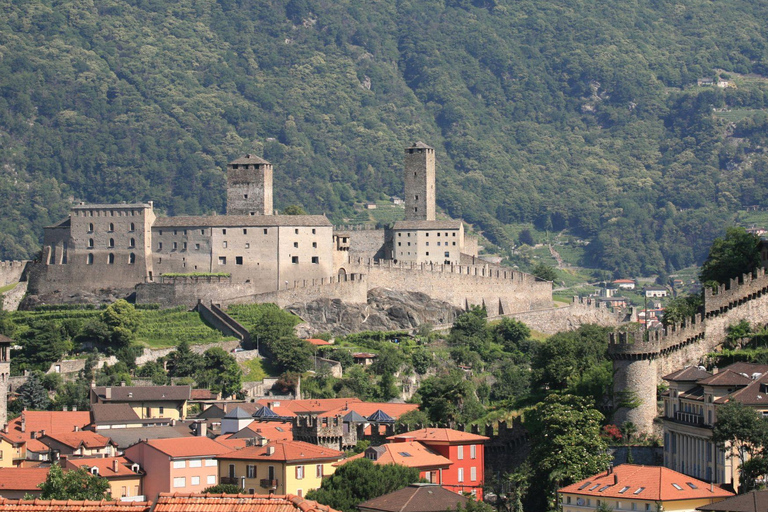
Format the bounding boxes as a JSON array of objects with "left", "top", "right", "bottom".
[
  {"left": 230, "top": 155, "right": 270, "bottom": 165},
  {"left": 663, "top": 366, "right": 712, "bottom": 382},
  {"left": 64, "top": 457, "right": 142, "bottom": 478},
  {"left": 0, "top": 334, "right": 13, "bottom": 343},
  {"left": 613, "top": 279, "right": 635, "bottom": 283},
  {"left": 305, "top": 339, "right": 332, "bottom": 346},
  {"left": 91, "top": 385, "right": 191, "bottom": 402},
  {"left": 338, "top": 442, "right": 452, "bottom": 470},
  {"left": 90, "top": 404, "right": 142, "bottom": 424},
  {"left": 214, "top": 434, "right": 249, "bottom": 450},
  {"left": 153, "top": 215, "right": 331, "bottom": 228},
  {"left": 319, "top": 402, "right": 418, "bottom": 420},
  {"left": 392, "top": 221, "right": 462, "bottom": 231},
  {"left": 233, "top": 422, "right": 292, "bottom": 441},
  {"left": 720, "top": 362, "right": 768, "bottom": 376},
  {"left": 0, "top": 500, "right": 150, "bottom": 512},
  {"left": 25, "top": 439, "right": 50, "bottom": 453},
  {"left": 217, "top": 440, "right": 343, "bottom": 463},
  {"left": 41, "top": 431, "right": 113, "bottom": 450},
  {"left": 190, "top": 390, "right": 218, "bottom": 400},
  {"left": 358, "top": 484, "right": 470, "bottom": 512},
  {"left": 678, "top": 387, "right": 705, "bottom": 401},
  {"left": 153, "top": 493, "right": 340, "bottom": 512},
  {"left": 0, "top": 411, "right": 92, "bottom": 445},
  {"left": 388, "top": 428, "right": 489, "bottom": 444},
  {"left": 254, "top": 398, "right": 363, "bottom": 415},
  {"left": 0, "top": 468, "right": 49, "bottom": 491},
  {"left": 558, "top": 464, "right": 734, "bottom": 502},
  {"left": 697, "top": 490, "right": 768, "bottom": 512},
  {"left": 697, "top": 369, "right": 754, "bottom": 387},
  {"left": 141, "top": 437, "right": 231, "bottom": 458}
]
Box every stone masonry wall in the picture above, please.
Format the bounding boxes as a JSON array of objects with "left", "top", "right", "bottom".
[
  {"left": 504, "top": 297, "right": 626, "bottom": 334},
  {"left": 0, "top": 261, "right": 28, "bottom": 287}
]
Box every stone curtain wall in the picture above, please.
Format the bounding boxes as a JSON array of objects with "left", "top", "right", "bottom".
[
  {"left": 349, "top": 258, "right": 552, "bottom": 312},
  {"left": 0, "top": 261, "right": 28, "bottom": 287},
  {"left": 504, "top": 297, "right": 627, "bottom": 334}
]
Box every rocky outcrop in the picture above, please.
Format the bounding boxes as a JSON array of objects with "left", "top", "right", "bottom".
[{"left": 288, "top": 288, "right": 463, "bottom": 336}]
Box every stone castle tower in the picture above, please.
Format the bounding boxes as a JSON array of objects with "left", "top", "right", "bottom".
[
  {"left": 226, "top": 154, "right": 273, "bottom": 216},
  {"left": 404, "top": 142, "right": 435, "bottom": 221},
  {"left": 0, "top": 335, "right": 11, "bottom": 428}
]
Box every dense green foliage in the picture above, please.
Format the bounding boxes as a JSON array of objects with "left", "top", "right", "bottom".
[
  {"left": 3, "top": 0, "right": 768, "bottom": 276},
  {"left": 35, "top": 464, "right": 111, "bottom": 500},
  {"left": 699, "top": 227, "right": 761, "bottom": 285},
  {"left": 305, "top": 459, "right": 422, "bottom": 512},
  {"left": 712, "top": 401, "right": 768, "bottom": 492}
]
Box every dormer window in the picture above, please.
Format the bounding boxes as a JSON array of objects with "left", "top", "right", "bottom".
[{"left": 91, "top": 467, "right": 99, "bottom": 475}]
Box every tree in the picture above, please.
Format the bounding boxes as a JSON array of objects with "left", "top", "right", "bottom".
[
  {"left": 532, "top": 325, "right": 610, "bottom": 392},
  {"left": 417, "top": 369, "right": 485, "bottom": 424},
  {"left": 282, "top": 205, "right": 307, "bottom": 215},
  {"left": 197, "top": 347, "right": 243, "bottom": 397},
  {"left": 662, "top": 294, "right": 703, "bottom": 327},
  {"left": 37, "top": 464, "right": 111, "bottom": 500},
  {"left": 524, "top": 394, "right": 610, "bottom": 511},
  {"left": 203, "top": 483, "right": 243, "bottom": 494},
  {"left": 12, "top": 371, "right": 51, "bottom": 412},
  {"left": 305, "top": 459, "right": 422, "bottom": 512},
  {"left": 712, "top": 401, "right": 768, "bottom": 491},
  {"left": 166, "top": 340, "right": 201, "bottom": 377},
  {"left": 699, "top": 227, "right": 761, "bottom": 285},
  {"left": 532, "top": 263, "right": 558, "bottom": 282}
]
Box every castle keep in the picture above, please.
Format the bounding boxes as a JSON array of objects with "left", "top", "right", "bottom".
[{"left": 28, "top": 143, "right": 553, "bottom": 314}]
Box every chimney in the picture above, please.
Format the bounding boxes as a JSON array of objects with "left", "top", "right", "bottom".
[
  {"left": 105, "top": 387, "right": 112, "bottom": 400},
  {"left": 40, "top": 430, "right": 45, "bottom": 437},
  {"left": 21, "top": 412, "right": 26, "bottom": 432},
  {"left": 2, "top": 424, "right": 7, "bottom": 434},
  {"left": 613, "top": 474, "right": 618, "bottom": 485},
  {"left": 120, "top": 381, "right": 126, "bottom": 387},
  {"left": 198, "top": 422, "right": 208, "bottom": 437},
  {"left": 63, "top": 406, "right": 68, "bottom": 411},
  {"left": 267, "top": 446, "right": 275, "bottom": 455},
  {"left": 113, "top": 459, "right": 120, "bottom": 473},
  {"left": 30, "top": 431, "right": 36, "bottom": 439},
  {"left": 72, "top": 406, "right": 77, "bottom": 412}
]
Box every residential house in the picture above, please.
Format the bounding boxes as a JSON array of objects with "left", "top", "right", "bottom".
[
  {"left": 558, "top": 464, "right": 733, "bottom": 512},
  {"left": 123, "top": 437, "right": 230, "bottom": 502},
  {"left": 697, "top": 490, "right": 768, "bottom": 512},
  {"left": 352, "top": 353, "right": 377, "bottom": 366},
  {"left": 0, "top": 411, "right": 91, "bottom": 466},
  {"left": 338, "top": 442, "right": 452, "bottom": 484},
  {"left": 661, "top": 363, "right": 768, "bottom": 488},
  {"left": 613, "top": 279, "right": 636, "bottom": 290},
  {"left": 153, "top": 493, "right": 340, "bottom": 512},
  {"left": 358, "top": 484, "right": 470, "bottom": 512},
  {"left": 0, "top": 499, "right": 150, "bottom": 512},
  {"left": 216, "top": 440, "right": 343, "bottom": 497},
  {"left": 100, "top": 426, "right": 186, "bottom": 454},
  {"left": 90, "top": 386, "right": 191, "bottom": 420},
  {"left": 90, "top": 403, "right": 172, "bottom": 431},
  {"left": 0, "top": 467, "right": 48, "bottom": 498},
  {"left": 64, "top": 457, "right": 144, "bottom": 501},
  {"left": 388, "top": 428, "right": 488, "bottom": 500},
  {"left": 644, "top": 286, "right": 669, "bottom": 298},
  {"left": 39, "top": 431, "right": 118, "bottom": 459}
]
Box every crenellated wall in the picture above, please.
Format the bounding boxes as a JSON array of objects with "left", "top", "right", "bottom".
[
  {"left": 503, "top": 296, "right": 627, "bottom": 334},
  {"left": 0, "top": 261, "right": 29, "bottom": 287}
]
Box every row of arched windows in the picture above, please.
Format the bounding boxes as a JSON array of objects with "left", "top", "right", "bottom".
[
  {"left": 87, "top": 222, "right": 136, "bottom": 233},
  {"left": 88, "top": 238, "right": 136, "bottom": 248},
  {"left": 86, "top": 253, "right": 136, "bottom": 265}
]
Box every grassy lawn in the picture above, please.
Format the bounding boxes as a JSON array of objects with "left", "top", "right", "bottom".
[
  {"left": 713, "top": 109, "right": 766, "bottom": 122},
  {"left": 241, "top": 357, "right": 270, "bottom": 381},
  {"left": 0, "top": 282, "right": 18, "bottom": 294}
]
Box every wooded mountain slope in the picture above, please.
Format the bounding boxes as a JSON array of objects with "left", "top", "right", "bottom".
[{"left": 2, "top": 0, "right": 768, "bottom": 277}]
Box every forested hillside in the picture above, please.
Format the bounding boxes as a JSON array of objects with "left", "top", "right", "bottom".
[{"left": 2, "top": 0, "right": 768, "bottom": 277}]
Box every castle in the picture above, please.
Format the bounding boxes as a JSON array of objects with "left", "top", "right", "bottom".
[{"left": 27, "top": 143, "right": 552, "bottom": 314}]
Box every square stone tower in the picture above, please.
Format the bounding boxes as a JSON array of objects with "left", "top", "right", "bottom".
[
  {"left": 0, "top": 334, "right": 11, "bottom": 428},
  {"left": 404, "top": 142, "right": 435, "bottom": 221},
  {"left": 227, "top": 155, "right": 273, "bottom": 216}
]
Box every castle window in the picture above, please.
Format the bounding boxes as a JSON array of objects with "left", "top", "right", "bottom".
[
  {"left": 243, "top": 229, "right": 247, "bottom": 235},
  {"left": 232, "top": 164, "right": 238, "bottom": 169},
  {"left": 158, "top": 242, "right": 163, "bottom": 250},
  {"left": 415, "top": 195, "right": 418, "bottom": 200},
  {"left": 223, "top": 229, "right": 227, "bottom": 235},
  {"left": 129, "top": 253, "right": 136, "bottom": 265},
  {"left": 398, "top": 242, "right": 401, "bottom": 246},
  {"left": 184, "top": 230, "right": 187, "bottom": 235},
  {"left": 263, "top": 229, "right": 268, "bottom": 234},
  {"left": 109, "top": 223, "right": 114, "bottom": 232},
  {"left": 88, "top": 223, "right": 94, "bottom": 233},
  {"left": 109, "top": 238, "right": 115, "bottom": 248},
  {"left": 201, "top": 229, "right": 205, "bottom": 235},
  {"left": 313, "top": 242, "right": 317, "bottom": 248},
  {"left": 173, "top": 242, "right": 177, "bottom": 250},
  {"left": 445, "top": 233, "right": 448, "bottom": 237},
  {"left": 108, "top": 253, "right": 115, "bottom": 264},
  {"left": 453, "top": 242, "right": 456, "bottom": 246},
  {"left": 295, "top": 229, "right": 299, "bottom": 234},
  {"left": 174, "top": 230, "right": 177, "bottom": 235},
  {"left": 445, "top": 251, "right": 450, "bottom": 258},
  {"left": 87, "top": 254, "right": 94, "bottom": 265},
  {"left": 426, "top": 252, "right": 429, "bottom": 256},
  {"left": 312, "top": 256, "right": 319, "bottom": 264},
  {"left": 414, "top": 207, "right": 418, "bottom": 213},
  {"left": 312, "top": 229, "right": 316, "bottom": 234},
  {"left": 426, "top": 242, "right": 429, "bottom": 246},
  {"left": 158, "top": 258, "right": 162, "bottom": 264},
  {"left": 437, "top": 232, "right": 441, "bottom": 236},
  {"left": 223, "top": 241, "right": 227, "bottom": 248},
  {"left": 453, "top": 233, "right": 456, "bottom": 236},
  {"left": 245, "top": 243, "right": 250, "bottom": 249},
  {"left": 425, "top": 233, "right": 429, "bottom": 237},
  {"left": 437, "top": 242, "right": 441, "bottom": 246},
  {"left": 130, "top": 223, "right": 135, "bottom": 232},
  {"left": 236, "top": 256, "right": 243, "bottom": 265},
  {"left": 398, "top": 233, "right": 401, "bottom": 237},
  {"left": 407, "top": 242, "right": 411, "bottom": 246},
  {"left": 129, "top": 238, "right": 135, "bottom": 248},
  {"left": 292, "top": 256, "right": 299, "bottom": 264},
  {"left": 159, "top": 230, "right": 163, "bottom": 235},
  {"left": 182, "top": 242, "right": 187, "bottom": 250},
  {"left": 218, "top": 257, "right": 226, "bottom": 265},
  {"left": 294, "top": 242, "right": 298, "bottom": 248},
  {"left": 89, "top": 239, "right": 94, "bottom": 248},
  {"left": 244, "top": 194, "right": 249, "bottom": 199},
  {"left": 195, "top": 243, "right": 200, "bottom": 250},
  {"left": 407, "top": 233, "right": 410, "bottom": 237}
]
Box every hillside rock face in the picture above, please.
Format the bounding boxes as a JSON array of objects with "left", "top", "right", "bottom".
[{"left": 288, "top": 288, "right": 463, "bottom": 336}]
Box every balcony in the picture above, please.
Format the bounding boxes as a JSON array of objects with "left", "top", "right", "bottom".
[
  {"left": 220, "top": 477, "right": 239, "bottom": 485},
  {"left": 674, "top": 411, "right": 705, "bottom": 426},
  {"left": 260, "top": 479, "right": 278, "bottom": 489}
]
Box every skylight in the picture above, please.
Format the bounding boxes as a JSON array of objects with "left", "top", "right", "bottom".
[
  {"left": 598, "top": 486, "right": 610, "bottom": 492},
  {"left": 619, "top": 487, "right": 630, "bottom": 494},
  {"left": 398, "top": 452, "right": 413, "bottom": 457},
  {"left": 687, "top": 483, "right": 698, "bottom": 489},
  {"left": 633, "top": 487, "right": 645, "bottom": 495},
  {"left": 672, "top": 484, "right": 684, "bottom": 491},
  {"left": 589, "top": 484, "right": 600, "bottom": 491},
  {"left": 578, "top": 482, "right": 592, "bottom": 490}
]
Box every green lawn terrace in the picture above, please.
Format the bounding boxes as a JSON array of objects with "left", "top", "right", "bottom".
[{"left": 9, "top": 305, "right": 234, "bottom": 348}]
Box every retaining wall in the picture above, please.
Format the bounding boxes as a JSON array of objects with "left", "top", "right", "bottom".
[
  {"left": 504, "top": 296, "right": 626, "bottom": 334},
  {"left": 0, "top": 261, "right": 29, "bottom": 287},
  {"left": 1, "top": 281, "right": 27, "bottom": 311}
]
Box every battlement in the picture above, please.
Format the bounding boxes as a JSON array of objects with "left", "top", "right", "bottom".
[
  {"left": 608, "top": 313, "right": 705, "bottom": 359},
  {"left": 350, "top": 257, "right": 540, "bottom": 284},
  {"left": 704, "top": 267, "right": 768, "bottom": 316}
]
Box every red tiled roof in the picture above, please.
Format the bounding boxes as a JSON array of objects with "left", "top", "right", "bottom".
[
  {"left": 558, "top": 464, "right": 733, "bottom": 502},
  {"left": 241, "top": 422, "right": 293, "bottom": 441},
  {"left": 388, "top": 428, "right": 489, "bottom": 444},
  {"left": 153, "top": 493, "right": 340, "bottom": 512},
  {"left": 663, "top": 366, "right": 711, "bottom": 382},
  {"left": 0, "top": 468, "right": 50, "bottom": 491},
  {"left": 254, "top": 398, "right": 362, "bottom": 415},
  {"left": 25, "top": 439, "right": 50, "bottom": 453},
  {"left": 697, "top": 369, "right": 754, "bottom": 387},
  {"left": 143, "top": 437, "right": 231, "bottom": 458},
  {"left": 0, "top": 411, "right": 91, "bottom": 445},
  {"left": 723, "top": 373, "right": 768, "bottom": 406},
  {"left": 319, "top": 402, "right": 419, "bottom": 419},
  {"left": 305, "top": 339, "right": 332, "bottom": 346},
  {"left": 191, "top": 390, "right": 218, "bottom": 400},
  {"left": 64, "top": 457, "right": 141, "bottom": 478},
  {"left": 0, "top": 499, "right": 150, "bottom": 512},
  {"left": 337, "top": 442, "right": 452, "bottom": 470},
  {"left": 217, "top": 440, "right": 343, "bottom": 463},
  {"left": 214, "top": 434, "right": 249, "bottom": 450},
  {"left": 41, "top": 431, "right": 113, "bottom": 450}
]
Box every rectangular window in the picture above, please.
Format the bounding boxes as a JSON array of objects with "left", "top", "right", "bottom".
[
  {"left": 201, "top": 229, "right": 205, "bottom": 235},
  {"left": 457, "top": 446, "right": 464, "bottom": 460},
  {"left": 292, "top": 256, "right": 299, "bottom": 264},
  {"left": 205, "top": 459, "right": 217, "bottom": 467},
  {"left": 294, "top": 242, "right": 299, "bottom": 248},
  {"left": 243, "top": 229, "right": 247, "bottom": 235},
  {"left": 445, "top": 252, "right": 450, "bottom": 258},
  {"left": 189, "top": 459, "right": 202, "bottom": 468},
  {"left": 182, "top": 242, "right": 187, "bottom": 250},
  {"left": 264, "top": 229, "right": 268, "bottom": 234},
  {"left": 470, "top": 467, "right": 477, "bottom": 481},
  {"left": 158, "top": 242, "right": 163, "bottom": 250},
  {"left": 470, "top": 445, "right": 476, "bottom": 459},
  {"left": 173, "top": 477, "right": 186, "bottom": 488},
  {"left": 245, "top": 243, "right": 250, "bottom": 249},
  {"left": 295, "top": 229, "right": 299, "bottom": 234},
  {"left": 195, "top": 243, "right": 201, "bottom": 250},
  {"left": 312, "top": 256, "right": 319, "bottom": 264},
  {"left": 247, "top": 465, "right": 256, "bottom": 478},
  {"left": 159, "top": 407, "right": 164, "bottom": 416},
  {"left": 173, "top": 461, "right": 186, "bottom": 469},
  {"left": 312, "top": 229, "right": 316, "bottom": 234},
  {"left": 236, "top": 256, "right": 243, "bottom": 265},
  {"left": 121, "top": 486, "right": 127, "bottom": 497},
  {"left": 223, "top": 229, "right": 227, "bottom": 234},
  {"left": 313, "top": 242, "right": 317, "bottom": 248},
  {"left": 457, "top": 468, "right": 464, "bottom": 482},
  {"left": 207, "top": 475, "right": 216, "bottom": 485},
  {"left": 223, "top": 241, "right": 228, "bottom": 248},
  {"left": 191, "top": 476, "right": 200, "bottom": 486},
  {"left": 173, "top": 242, "right": 178, "bottom": 250},
  {"left": 218, "top": 257, "right": 226, "bottom": 265},
  {"left": 296, "top": 465, "right": 304, "bottom": 480}
]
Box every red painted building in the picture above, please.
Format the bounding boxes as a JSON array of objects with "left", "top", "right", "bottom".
[{"left": 389, "top": 428, "right": 488, "bottom": 500}]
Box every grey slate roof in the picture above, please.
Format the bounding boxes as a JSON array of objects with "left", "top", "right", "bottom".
[
  {"left": 358, "top": 484, "right": 469, "bottom": 512},
  {"left": 103, "top": 426, "right": 187, "bottom": 450},
  {"left": 224, "top": 407, "right": 253, "bottom": 420},
  {"left": 153, "top": 215, "right": 331, "bottom": 228},
  {"left": 408, "top": 142, "right": 434, "bottom": 150},
  {"left": 229, "top": 154, "right": 270, "bottom": 165},
  {"left": 90, "top": 403, "right": 142, "bottom": 424},
  {"left": 91, "top": 385, "right": 191, "bottom": 402},
  {"left": 253, "top": 406, "right": 280, "bottom": 419},
  {"left": 343, "top": 410, "right": 367, "bottom": 423},
  {"left": 697, "top": 490, "right": 768, "bottom": 512},
  {"left": 367, "top": 410, "right": 395, "bottom": 423},
  {"left": 392, "top": 220, "right": 462, "bottom": 230}
]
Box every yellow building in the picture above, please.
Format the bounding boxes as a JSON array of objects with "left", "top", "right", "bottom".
[
  {"left": 65, "top": 457, "right": 145, "bottom": 501},
  {"left": 217, "top": 440, "right": 343, "bottom": 497},
  {"left": 558, "top": 465, "right": 733, "bottom": 512},
  {"left": 0, "top": 436, "right": 19, "bottom": 468},
  {"left": 90, "top": 385, "right": 191, "bottom": 420}
]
